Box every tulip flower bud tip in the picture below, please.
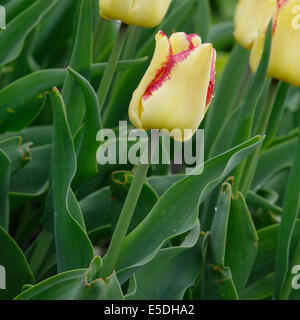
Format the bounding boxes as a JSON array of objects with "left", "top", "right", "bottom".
[{"left": 129, "top": 31, "right": 216, "bottom": 141}]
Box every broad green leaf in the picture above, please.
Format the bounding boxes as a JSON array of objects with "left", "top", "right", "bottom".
[
  {"left": 247, "top": 190, "right": 282, "bottom": 215},
  {"left": 231, "top": 22, "right": 272, "bottom": 148},
  {"left": 127, "top": 222, "right": 202, "bottom": 300},
  {"left": 274, "top": 129, "right": 300, "bottom": 299},
  {"left": 0, "top": 125, "right": 53, "bottom": 147},
  {"left": 0, "top": 57, "right": 148, "bottom": 132},
  {"left": 0, "top": 136, "right": 31, "bottom": 174},
  {"left": 50, "top": 88, "right": 94, "bottom": 273},
  {"left": 62, "top": 0, "right": 92, "bottom": 133},
  {"left": 209, "top": 183, "right": 231, "bottom": 267},
  {"left": 230, "top": 22, "right": 272, "bottom": 191},
  {"left": 205, "top": 44, "right": 249, "bottom": 158},
  {"left": 0, "top": 69, "right": 65, "bottom": 132},
  {"left": 115, "top": 136, "right": 263, "bottom": 283},
  {"left": 0, "top": 0, "right": 58, "bottom": 67},
  {"left": 0, "top": 226, "right": 34, "bottom": 300},
  {"left": 210, "top": 21, "right": 234, "bottom": 50},
  {"left": 67, "top": 67, "right": 102, "bottom": 184},
  {"left": 5, "top": 0, "right": 33, "bottom": 22},
  {"left": 0, "top": 149, "right": 10, "bottom": 230},
  {"left": 202, "top": 182, "right": 238, "bottom": 300},
  {"left": 9, "top": 144, "right": 50, "bottom": 211},
  {"left": 253, "top": 135, "right": 297, "bottom": 190},
  {"left": 225, "top": 191, "right": 258, "bottom": 293},
  {"left": 79, "top": 187, "right": 111, "bottom": 233},
  {"left": 249, "top": 220, "right": 300, "bottom": 284},
  {"left": 15, "top": 257, "right": 124, "bottom": 300},
  {"left": 148, "top": 174, "right": 185, "bottom": 197},
  {"left": 240, "top": 274, "right": 274, "bottom": 300},
  {"left": 194, "top": 0, "right": 210, "bottom": 43}
]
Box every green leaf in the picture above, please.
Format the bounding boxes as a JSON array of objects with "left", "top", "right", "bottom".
[
  {"left": 249, "top": 220, "right": 300, "bottom": 284},
  {"left": 0, "top": 0, "right": 58, "bottom": 67},
  {"left": 9, "top": 144, "right": 50, "bottom": 211},
  {"left": 194, "top": 0, "right": 211, "bottom": 43},
  {"left": 148, "top": 174, "right": 185, "bottom": 197},
  {"left": 0, "top": 149, "right": 10, "bottom": 230},
  {"left": 210, "top": 21, "right": 234, "bottom": 50},
  {"left": 5, "top": 0, "right": 33, "bottom": 22},
  {"left": 247, "top": 190, "right": 282, "bottom": 215},
  {"left": 50, "top": 88, "right": 94, "bottom": 273},
  {"left": 0, "top": 226, "right": 34, "bottom": 299},
  {"left": 231, "top": 22, "right": 272, "bottom": 191},
  {"left": 253, "top": 135, "right": 297, "bottom": 190},
  {"left": 202, "top": 182, "right": 238, "bottom": 300},
  {"left": 15, "top": 257, "right": 124, "bottom": 300},
  {"left": 116, "top": 136, "right": 263, "bottom": 283},
  {"left": 205, "top": 44, "right": 249, "bottom": 158},
  {"left": 225, "top": 191, "right": 258, "bottom": 293},
  {"left": 0, "top": 136, "right": 31, "bottom": 174},
  {"left": 127, "top": 221, "right": 201, "bottom": 300},
  {"left": 79, "top": 187, "right": 111, "bottom": 233},
  {"left": 264, "top": 82, "right": 290, "bottom": 148},
  {"left": 67, "top": 67, "right": 102, "bottom": 184},
  {"left": 0, "top": 125, "right": 53, "bottom": 147},
  {"left": 0, "top": 56, "right": 148, "bottom": 133},
  {"left": 240, "top": 274, "right": 274, "bottom": 300},
  {"left": 231, "top": 22, "right": 272, "bottom": 147},
  {"left": 274, "top": 128, "right": 300, "bottom": 299},
  {"left": 62, "top": 0, "right": 92, "bottom": 133},
  {"left": 0, "top": 69, "right": 65, "bottom": 132}
]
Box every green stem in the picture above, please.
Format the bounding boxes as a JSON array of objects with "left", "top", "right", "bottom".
[
  {"left": 100, "top": 162, "right": 150, "bottom": 278},
  {"left": 97, "top": 23, "right": 128, "bottom": 111},
  {"left": 239, "top": 80, "right": 278, "bottom": 195}
]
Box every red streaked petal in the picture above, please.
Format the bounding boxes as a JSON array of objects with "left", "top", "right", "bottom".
[{"left": 205, "top": 48, "right": 216, "bottom": 108}]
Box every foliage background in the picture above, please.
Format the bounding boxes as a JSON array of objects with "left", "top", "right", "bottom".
[{"left": 0, "top": 0, "right": 300, "bottom": 300}]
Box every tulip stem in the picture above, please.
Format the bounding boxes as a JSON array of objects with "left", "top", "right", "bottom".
[
  {"left": 239, "top": 79, "right": 279, "bottom": 195},
  {"left": 100, "top": 162, "right": 150, "bottom": 279},
  {"left": 97, "top": 23, "right": 128, "bottom": 110}
]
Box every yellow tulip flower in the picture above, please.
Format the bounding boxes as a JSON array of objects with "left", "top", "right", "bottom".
[
  {"left": 129, "top": 31, "right": 216, "bottom": 141},
  {"left": 234, "top": 0, "right": 300, "bottom": 86},
  {"left": 99, "top": 0, "right": 171, "bottom": 28}
]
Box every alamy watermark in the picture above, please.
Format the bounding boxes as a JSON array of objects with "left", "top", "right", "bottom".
[
  {"left": 291, "top": 265, "right": 300, "bottom": 290},
  {"left": 0, "top": 5, "right": 6, "bottom": 30},
  {"left": 0, "top": 265, "right": 5, "bottom": 290},
  {"left": 96, "top": 121, "right": 204, "bottom": 175},
  {"left": 292, "top": 5, "right": 300, "bottom": 30}
]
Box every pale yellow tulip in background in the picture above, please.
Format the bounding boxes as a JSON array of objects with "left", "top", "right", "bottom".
[
  {"left": 234, "top": 0, "right": 300, "bottom": 86},
  {"left": 99, "top": 0, "right": 171, "bottom": 28}
]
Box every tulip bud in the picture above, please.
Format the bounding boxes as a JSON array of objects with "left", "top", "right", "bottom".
[
  {"left": 234, "top": 0, "right": 276, "bottom": 50},
  {"left": 99, "top": 0, "right": 171, "bottom": 28},
  {"left": 129, "top": 31, "right": 216, "bottom": 142},
  {"left": 234, "top": 0, "right": 300, "bottom": 86},
  {"left": 250, "top": 0, "right": 300, "bottom": 86}
]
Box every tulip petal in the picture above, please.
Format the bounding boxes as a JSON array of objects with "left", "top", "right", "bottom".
[
  {"left": 140, "top": 44, "right": 213, "bottom": 141},
  {"left": 169, "top": 32, "right": 201, "bottom": 54},
  {"left": 129, "top": 31, "right": 172, "bottom": 129}
]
